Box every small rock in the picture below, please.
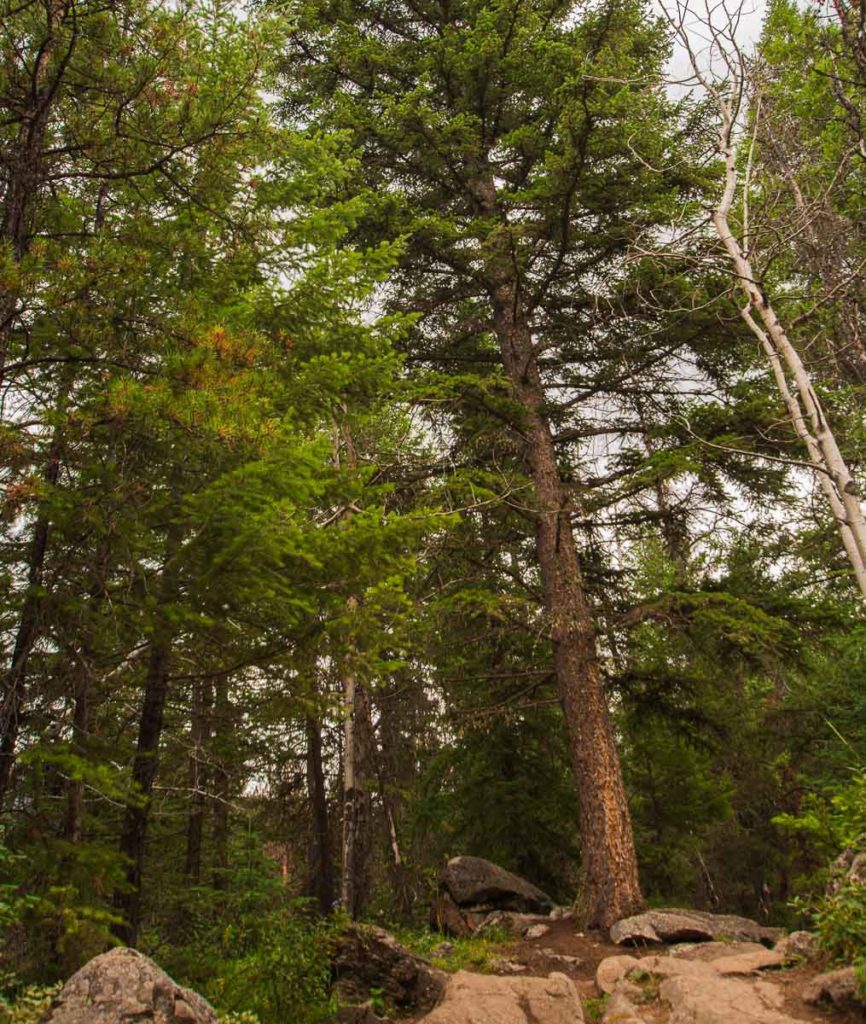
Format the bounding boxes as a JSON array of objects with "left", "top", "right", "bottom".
[
  {"left": 802, "top": 966, "right": 865, "bottom": 1009},
  {"left": 430, "top": 942, "right": 455, "bottom": 959},
  {"left": 609, "top": 915, "right": 661, "bottom": 946},
  {"left": 601, "top": 990, "right": 645, "bottom": 1023},
  {"left": 549, "top": 906, "right": 574, "bottom": 920},
  {"left": 539, "top": 948, "right": 582, "bottom": 967},
  {"left": 492, "top": 960, "right": 528, "bottom": 974},
  {"left": 525, "top": 924, "right": 550, "bottom": 939},
  {"left": 596, "top": 955, "right": 641, "bottom": 995},
  {"left": 773, "top": 931, "right": 819, "bottom": 962}
]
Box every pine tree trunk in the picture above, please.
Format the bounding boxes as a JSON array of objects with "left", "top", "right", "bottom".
[
  {"left": 305, "top": 714, "right": 334, "bottom": 914},
  {"left": 114, "top": 526, "right": 181, "bottom": 945},
  {"left": 114, "top": 634, "right": 173, "bottom": 945},
  {"left": 478, "top": 178, "right": 644, "bottom": 927}
]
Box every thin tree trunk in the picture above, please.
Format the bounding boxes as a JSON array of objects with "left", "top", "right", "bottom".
[
  {"left": 0, "top": 428, "right": 63, "bottom": 808},
  {"left": 375, "top": 679, "right": 414, "bottom": 923},
  {"left": 114, "top": 634, "right": 172, "bottom": 944},
  {"left": 184, "top": 679, "right": 211, "bottom": 881},
  {"left": 114, "top": 525, "right": 181, "bottom": 945},
  {"left": 710, "top": 98, "right": 866, "bottom": 599},
  {"left": 62, "top": 657, "right": 90, "bottom": 844},
  {"left": 211, "top": 675, "right": 230, "bottom": 891},
  {"left": 476, "top": 173, "right": 644, "bottom": 928},
  {"left": 340, "top": 629, "right": 374, "bottom": 920},
  {"left": 305, "top": 714, "right": 334, "bottom": 914}
]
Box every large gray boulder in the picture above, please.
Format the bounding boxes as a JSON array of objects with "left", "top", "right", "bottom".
[
  {"left": 439, "top": 856, "right": 554, "bottom": 915},
  {"left": 46, "top": 948, "right": 216, "bottom": 1024},
  {"left": 332, "top": 924, "right": 446, "bottom": 1015}
]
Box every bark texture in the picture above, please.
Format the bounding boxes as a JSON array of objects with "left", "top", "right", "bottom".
[{"left": 475, "top": 173, "right": 643, "bottom": 928}]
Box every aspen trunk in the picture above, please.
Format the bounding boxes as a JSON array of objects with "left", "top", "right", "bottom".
[
  {"left": 340, "top": 647, "right": 373, "bottom": 919},
  {"left": 711, "top": 105, "right": 866, "bottom": 599}
]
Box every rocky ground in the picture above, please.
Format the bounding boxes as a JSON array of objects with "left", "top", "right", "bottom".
[{"left": 38, "top": 854, "right": 866, "bottom": 1024}]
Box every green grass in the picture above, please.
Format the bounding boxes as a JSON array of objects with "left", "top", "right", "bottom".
[{"left": 393, "top": 927, "right": 510, "bottom": 973}]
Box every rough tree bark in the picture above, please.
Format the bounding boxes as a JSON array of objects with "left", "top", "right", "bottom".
[{"left": 474, "top": 173, "right": 644, "bottom": 929}]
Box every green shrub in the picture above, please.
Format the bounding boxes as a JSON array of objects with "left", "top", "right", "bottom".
[{"left": 0, "top": 983, "right": 59, "bottom": 1024}]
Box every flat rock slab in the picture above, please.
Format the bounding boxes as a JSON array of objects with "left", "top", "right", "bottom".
[
  {"left": 420, "top": 970, "right": 583, "bottom": 1024},
  {"left": 668, "top": 940, "right": 769, "bottom": 961},
  {"left": 660, "top": 974, "right": 799, "bottom": 1024},
  {"left": 46, "top": 948, "right": 216, "bottom": 1024},
  {"left": 610, "top": 909, "right": 781, "bottom": 947}
]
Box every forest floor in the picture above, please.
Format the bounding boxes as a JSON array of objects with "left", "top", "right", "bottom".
[{"left": 425, "top": 918, "right": 864, "bottom": 1023}]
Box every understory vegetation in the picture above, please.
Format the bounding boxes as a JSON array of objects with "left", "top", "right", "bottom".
[{"left": 2, "top": 0, "right": 866, "bottom": 1018}]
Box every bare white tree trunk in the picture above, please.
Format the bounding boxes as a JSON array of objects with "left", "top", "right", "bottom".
[{"left": 663, "top": 0, "right": 866, "bottom": 599}]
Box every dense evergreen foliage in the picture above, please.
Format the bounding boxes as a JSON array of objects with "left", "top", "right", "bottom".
[{"left": 1, "top": 0, "right": 866, "bottom": 1017}]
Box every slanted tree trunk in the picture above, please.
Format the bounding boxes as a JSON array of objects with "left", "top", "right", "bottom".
[
  {"left": 305, "top": 713, "right": 334, "bottom": 914},
  {"left": 477, "top": 174, "right": 644, "bottom": 929}
]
